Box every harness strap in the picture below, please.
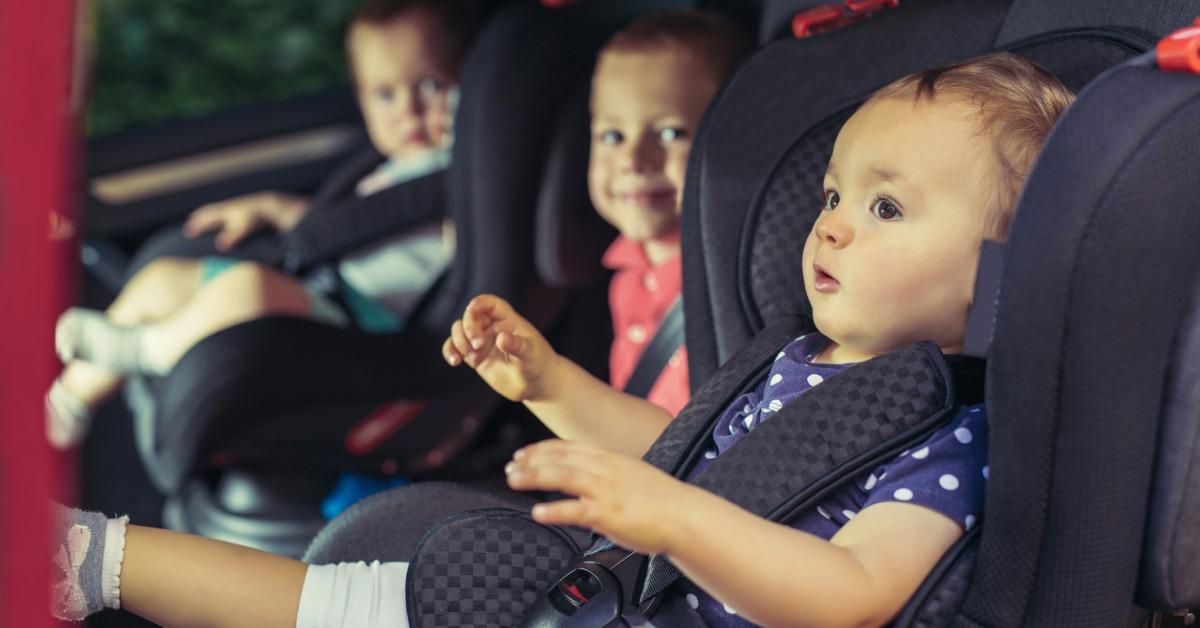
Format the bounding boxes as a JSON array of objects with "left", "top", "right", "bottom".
[
  {"left": 622, "top": 298, "right": 685, "bottom": 399},
  {"left": 585, "top": 324, "right": 984, "bottom": 608},
  {"left": 282, "top": 169, "right": 447, "bottom": 274}
]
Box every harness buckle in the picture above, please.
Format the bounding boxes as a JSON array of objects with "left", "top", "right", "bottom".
[
  {"left": 1157, "top": 17, "right": 1200, "bottom": 74},
  {"left": 522, "top": 548, "right": 661, "bottom": 627}
]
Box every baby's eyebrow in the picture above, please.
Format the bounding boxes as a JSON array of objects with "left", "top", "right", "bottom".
[{"left": 869, "top": 166, "right": 907, "bottom": 184}]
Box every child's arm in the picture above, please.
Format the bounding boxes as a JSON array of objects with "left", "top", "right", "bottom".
[
  {"left": 444, "top": 294, "right": 673, "bottom": 458},
  {"left": 120, "top": 524, "right": 307, "bottom": 628},
  {"left": 183, "top": 191, "right": 310, "bottom": 251},
  {"left": 507, "top": 439, "right": 963, "bottom": 628}
]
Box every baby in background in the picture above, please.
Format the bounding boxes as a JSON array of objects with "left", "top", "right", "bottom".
[{"left": 47, "top": 0, "right": 474, "bottom": 450}]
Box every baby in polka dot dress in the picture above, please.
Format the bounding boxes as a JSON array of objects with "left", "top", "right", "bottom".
[{"left": 473, "top": 52, "right": 1076, "bottom": 627}]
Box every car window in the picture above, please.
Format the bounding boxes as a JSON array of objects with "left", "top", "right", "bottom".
[{"left": 89, "top": 0, "right": 360, "bottom": 137}]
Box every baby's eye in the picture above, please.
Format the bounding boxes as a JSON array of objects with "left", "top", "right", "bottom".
[
  {"left": 658, "top": 127, "right": 688, "bottom": 142},
  {"left": 416, "top": 77, "right": 445, "bottom": 97},
  {"left": 598, "top": 130, "right": 623, "bottom": 146},
  {"left": 374, "top": 86, "right": 395, "bottom": 103},
  {"left": 870, "top": 197, "right": 902, "bottom": 221},
  {"left": 823, "top": 190, "right": 839, "bottom": 211}
]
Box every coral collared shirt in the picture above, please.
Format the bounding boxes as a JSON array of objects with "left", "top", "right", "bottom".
[{"left": 602, "top": 236, "right": 690, "bottom": 416}]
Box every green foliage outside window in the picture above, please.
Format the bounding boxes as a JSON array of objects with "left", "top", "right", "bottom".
[{"left": 88, "top": 0, "right": 361, "bottom": 137}]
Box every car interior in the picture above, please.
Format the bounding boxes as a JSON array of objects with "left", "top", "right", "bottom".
[{"left": 1, "top": 0, "right": 1198, "bottom": 626}]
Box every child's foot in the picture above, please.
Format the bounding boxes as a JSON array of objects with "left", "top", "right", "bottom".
[
  {"left": 50, "top": 503, "right": 128, "bottom": 621},
  {"left": 55, "top": 308, "right": 168, "bottom": 375},
  {"left": 46, "top": 379, "right": 95, "bottom": 450}
]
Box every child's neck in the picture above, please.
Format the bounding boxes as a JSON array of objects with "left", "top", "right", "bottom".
[
  {"left": 640, "top": 237, "right": 681, "bottom": 267},
  {"left": 813, "top": 340, "right": 966, "bottom": 365},
  {"left": 811, "top": 341, "right": 877, "bottom": 365}
]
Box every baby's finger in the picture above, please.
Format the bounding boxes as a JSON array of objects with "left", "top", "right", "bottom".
[
  {"left": 442, "top": 335, "right": 464, "bottom": 366},
  {"left": 495, "top": 331, "right": 531, "bottom": 361},
  {"left": 506, "top": 452, "right": 600, "bottom": 498},
  {"left": 216, "top": 222, "right": 251, "bottom": 251},
  {"left": 530, "top": 499, "right": 594, "bottom": 528},
  {"left": 461, "top": 307, "right": 493, "bottom": 351},
  {"left": 182, "top": 208, "right": 223, "bottom": 237},
  {"left": 449, "top": 320, "right": 476, "bottom": 364}
]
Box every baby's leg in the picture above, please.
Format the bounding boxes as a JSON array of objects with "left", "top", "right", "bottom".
[
  {"left": 53, "top": 505, "right": 410, "bottom": 628},
  {"left": 58, "top": 261, "right": 315, "bottom": 376},
  {"left": 49, "top": 257, "right": 204, "bottom": 448},
  {"left": 136, "top": 261, "right": 314, "bottom": 369}
]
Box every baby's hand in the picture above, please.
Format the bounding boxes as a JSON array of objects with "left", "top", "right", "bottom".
[
  {"left": 505, "top": 439, "right": 698, "bottom": 556},
  {"left": 443, "top": 294, "right": 558, "bottom": 402},
  {"left": 183, "top": 191, "right": 309, "bottom": 250}
]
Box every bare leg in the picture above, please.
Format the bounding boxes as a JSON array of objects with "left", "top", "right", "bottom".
[
  {"left": 122, "top": 525, "right": 306, "bottom": 628},
  {"left": 134, "top": 261, "right": 314, "bottom": 371},
  {"left": 58, "top": 257, "right": 204, "bottom": 407}
]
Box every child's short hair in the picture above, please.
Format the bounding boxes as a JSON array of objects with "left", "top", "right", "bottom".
[
  {"left": 870, "top": 52, "right": 1075, "bottom": 239},
  {"left": 601, "top": 10, "right": 751, "bottom": 86},
  {"left": 345, "top": 0, "right": 481, "bottom": 82}
]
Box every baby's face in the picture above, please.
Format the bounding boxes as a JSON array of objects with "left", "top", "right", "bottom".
[
  {"left": 588, "top": 49, "right": 718, "bottom": 245},
  {"left": 802, "top": 96, "right": 1001, "bottom": 359},
  {"left": 351, "top": 8, "right": 459, "bottom": 160}
]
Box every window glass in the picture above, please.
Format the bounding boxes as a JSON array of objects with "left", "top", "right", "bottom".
[{"left": 89, "top": 0, "right": 360, "bottom": 137}]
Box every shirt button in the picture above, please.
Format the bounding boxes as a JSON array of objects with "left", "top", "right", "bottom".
[
  {"left": 627, "top": 324, "right": 647, "bottom": 343},
  {"left": 643, "top": 274, "right": 659, "bottom": 292},
  {"left": 668, "top": 352, "right": 681, "bottom": 368}
]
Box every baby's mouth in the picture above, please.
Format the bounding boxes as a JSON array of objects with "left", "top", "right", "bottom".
[
  {"left": 813, "top": 263, "right": 840, "bottom": 293},
  {"left": 615, "top": 187, "right": 676, "bottom": 208}
]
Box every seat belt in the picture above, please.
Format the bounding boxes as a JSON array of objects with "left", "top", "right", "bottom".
[{"left": 622, "top": 297, "right": 685, "bottom": 399}]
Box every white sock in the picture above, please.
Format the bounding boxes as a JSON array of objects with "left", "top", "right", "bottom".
[
  {"left": 55, "top": 307, "right": 171, "bottom": 375},
  {"left": 46, "top": 379, "right": 95, "bottom": 450}
]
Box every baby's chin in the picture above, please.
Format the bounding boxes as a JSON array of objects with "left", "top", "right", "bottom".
[{"left": 384, "top": 142, "right": 438, "bottom": 161}]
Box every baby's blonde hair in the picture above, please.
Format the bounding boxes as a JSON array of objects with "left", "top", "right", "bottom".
[{"left": 870, "top": 52, "right": 1074, "bottom": 239}]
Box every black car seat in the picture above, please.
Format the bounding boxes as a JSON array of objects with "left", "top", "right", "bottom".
[
  {"left": 119, "top": 0, "right": 728, "bottom": 558},
  {"left": 303, "top": 2, "right": 1200, "bottom": 626}
]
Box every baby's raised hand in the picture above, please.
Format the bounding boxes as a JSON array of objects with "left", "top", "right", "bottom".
[
  {"left": 443, "top": 294, "right": 558, "bottom": 402},
  {"left": 505, "top": 439, "right": 698, "bottom": 556}
]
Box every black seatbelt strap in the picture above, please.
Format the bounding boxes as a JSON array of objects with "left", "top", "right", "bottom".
[
  {"left": 591, "top": 339, "right": 985, "bottom": 607},
  {"left": 622, "top": 297, "right": 685, "bottom": 399}
]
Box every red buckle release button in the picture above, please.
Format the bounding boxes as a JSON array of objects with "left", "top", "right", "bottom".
[
  {"left": 1157, "top": 17, "right": 1200, "bottom": 74},
  {"left": 792, "top": 4, "right": 845, "bottom": 38}
]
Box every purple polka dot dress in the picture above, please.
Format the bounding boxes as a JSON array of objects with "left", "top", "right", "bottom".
[{"left": 674, "top": 333, "right": 989, "bottom": 626}]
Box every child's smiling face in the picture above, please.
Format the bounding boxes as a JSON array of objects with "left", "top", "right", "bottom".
[
  {"left": 802, "top": 96, "right": 1002, "bottom": 360},
  {"left": 351, "top": 7, "right": 459, "bottom": 160},
  {"left": 587, "top": 48, "right": 718, "bottom": 246}
]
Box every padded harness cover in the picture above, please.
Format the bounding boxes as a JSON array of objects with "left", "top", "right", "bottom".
[{"left": 405, "top": 320, "right": 983, "bottom": 626}]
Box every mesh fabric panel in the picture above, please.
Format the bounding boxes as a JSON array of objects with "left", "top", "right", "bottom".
[
  {"left": 746, "top": 110, "right": 852, "bottom": 327},
  {"left": 407, "top": 509, "right": 581, "bottom": 628}
]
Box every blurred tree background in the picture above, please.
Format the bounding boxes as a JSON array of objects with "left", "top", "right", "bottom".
[{"left": 88, "top": 0, "right": 360, "bottom": 137}]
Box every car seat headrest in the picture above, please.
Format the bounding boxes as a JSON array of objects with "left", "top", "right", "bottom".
[
  {"left": 1138, "top": 278, "right": 1200, "bottom": 611},
  {"left": 963, "top": 52, "right": 1200, "bottom": 624},
  {"left": 996, "top": 0, "right": 1200, "bottom": 48},
  {"left": 535, "top": 84, "right": 617, "bottom": 289}
]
